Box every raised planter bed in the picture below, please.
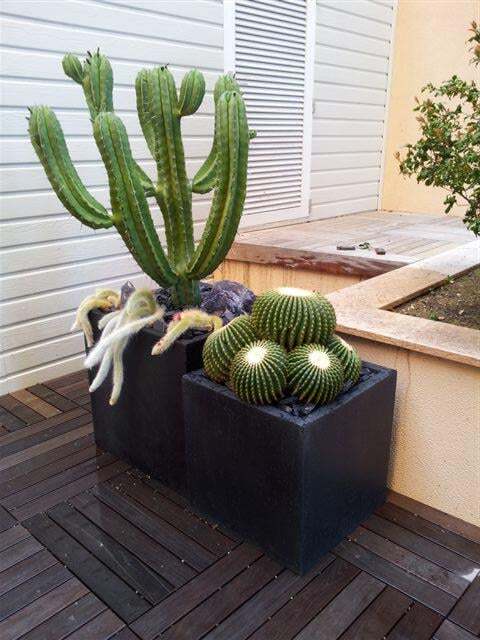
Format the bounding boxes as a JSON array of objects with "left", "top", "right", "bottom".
[
  {"left": 184, "top": 363, "right": 396, "bottom": 574},
  {"left": 88, "top": 308, "right": 206, "bottom": 494}
]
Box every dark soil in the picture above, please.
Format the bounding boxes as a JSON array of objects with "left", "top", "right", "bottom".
[{"left": 395, "top": 267, "right": 480, "bottom": 330}]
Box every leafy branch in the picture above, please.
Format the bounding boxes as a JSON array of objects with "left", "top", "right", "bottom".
[{"left": 396, "top": 23, "right": 480, "bottom": 235}]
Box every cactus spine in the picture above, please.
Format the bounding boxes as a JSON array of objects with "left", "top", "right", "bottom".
[
  {"left": 230, "top": 340, "right": 287, "bottom": 405},
  {"left": 203, "top": 315, "right": 257, "bottom": 383},
  {"left": 287, "top": 345, "right": 344, "bottom": 405},
  {"left": 251, "top": 287, "right": 325, "bottom": 349},
  {"left": 28, "top": 51, "right": 253, "bottom": 308},
  {"left": 326, "top": 335, "right": 361, "bottom": 384}
]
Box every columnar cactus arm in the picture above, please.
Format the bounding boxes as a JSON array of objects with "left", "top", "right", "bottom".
[
  {"left": 191, "top": 74, "right": 241, "bottom": 195},
  {"left": 82, "top": 50, "right": 114, "bottom": 118},
  {"left": 187, "top": 91, "right": 249, "bottom": 279},
  {"left": 93, "top": 112, "right": 176, "bottom": 286},
  {"left": 178, "top": 69, "right": 205, "bottom": 116},
  {"left": 64, "top": 52, "right": 155, "bottom": 197},
  {"left": 28, "top": 106, "right": 113, "bottom": 229},
  {"left": 135, "top": 66, "right": 194, "bottom": 268}
]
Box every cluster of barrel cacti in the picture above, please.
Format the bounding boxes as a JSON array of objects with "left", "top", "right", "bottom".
[
  {"left": 202, "top": 286, "right": 362, "bottom": 406},
  {"left": 28, "top": 50, "right": 254, "bottom": 308}
]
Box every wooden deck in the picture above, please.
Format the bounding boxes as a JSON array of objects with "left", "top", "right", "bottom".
[
  {"left": 229, "top": 211, "right": 476, "bottom": 278},
  {"left": 1, "top": 371, "right": 480, "bottom": 640}
]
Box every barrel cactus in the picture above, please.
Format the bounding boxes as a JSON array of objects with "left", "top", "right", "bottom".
[
  {"left": 316, "top": 296, "right": 336, "bottom": 344},
  {"left": 287, "top": 344, "right": 344, "bottom": 405},
  {"left": 203, "top": 315, "right": 257, "bottom": 383},
  {"left": 230, "top": 340, "right": 287, "bottom": 405},
  {"left": 251, "top": 287, "right": 335, "bottom": 349},
  {"left": 326, "top": 335, "right": 362, "bottom": 384},
  {"left": 28, "top": 50, "right": 254, "bottom": 309}
]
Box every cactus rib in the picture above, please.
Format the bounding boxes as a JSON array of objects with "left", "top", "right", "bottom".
[
  {"left": 29, "top": 107, "right": 112, "bottom": 229},
  {"left": 230, "top": 340, "right": 287, "bottom": 405},
  {"left": 203, "top": 315, "right": 257, "bottom": 383},
  {"left": 288, "top": 344, "right": 344, "bottom": 405},
  {"left": 179, "top": 69, "right": 206, "bottom": 116},
  {"left": 326, "top": 335, "right": 362, "bottom": 384},
  {"left": 188, "top": 91, "right": 249, "bottom": 279},
  {"left": 94, "top": 112, "right": 176, "bottom": 285}
]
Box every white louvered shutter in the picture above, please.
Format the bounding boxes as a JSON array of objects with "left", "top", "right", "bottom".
[
  {"left": 231, "top": 0, "right": 313, "bottom": 224},
  {"left": 311, "top": 0, "right": 396, "bottom": 218}
]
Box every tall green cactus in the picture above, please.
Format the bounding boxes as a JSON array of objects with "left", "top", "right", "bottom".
[{"left": 28, "top": 50, "right": 253, "bottom": 307}]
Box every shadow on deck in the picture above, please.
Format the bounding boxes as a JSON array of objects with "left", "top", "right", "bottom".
[{"left": 0, "top": 371, "right": 479, "bottom": 640}]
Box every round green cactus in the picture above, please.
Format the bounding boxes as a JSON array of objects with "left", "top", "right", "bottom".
[
  {"left": 314, "top": 294, "right": 336, "bottom": 343},
  {"left": 326, "top": 335, "right": 362, "bottom": 384},
  {"left": 287, "top": 344, "right": 344, "bottom": 405},
  {"left": 203, "top": 315, "right": 257, "bottom": 383},
  {"left": 230, "top": 340, "right": 287, "bottom": 405},
  {"left": 251, "top": 287, "right": 330, "bottom": 349}
]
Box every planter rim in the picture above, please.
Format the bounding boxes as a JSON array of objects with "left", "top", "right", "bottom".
[
  {"left": 327, "top": 241, "right": 480, "bottom": 368},
  {"left": 184, "top": 361, "right": 395, "bottom": 428}
]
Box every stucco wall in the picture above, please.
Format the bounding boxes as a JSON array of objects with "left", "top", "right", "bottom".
[
  {"left": 382, "top": 0, "right": 480, "bottom": 216},
  {"left": 341, "top": 334, "right": 480, "bottom": 527},
  {"left": 214, "top": 261, "right": 362, "bottom": 296}
]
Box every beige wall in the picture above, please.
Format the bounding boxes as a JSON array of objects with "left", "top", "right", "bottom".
[
  {"left": 342, "top": 334, "right": 480, "bottom": 527},
  {"left": 382, "top": 0, "right": 480, "bottom": 216},
  {"left": 214, "top": 261, "right": 362, "bottom": 295}
]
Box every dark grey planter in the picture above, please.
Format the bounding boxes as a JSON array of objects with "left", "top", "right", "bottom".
[
  {"left": 183, "top": 363, "right": 396, "bottom": 573},
  {"left": 88, "top": 308, "right": 206, "bottom": 494}
]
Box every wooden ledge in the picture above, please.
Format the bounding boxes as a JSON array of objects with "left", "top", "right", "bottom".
[
  {"left": 228, "top": 211, "right": 475, "bottom": 279},
  {"left": 229, "top": 241, "right": 408, "bottom": 278},
  {"left": 326, "top": 241, "right": 480, "bottom": 368}
]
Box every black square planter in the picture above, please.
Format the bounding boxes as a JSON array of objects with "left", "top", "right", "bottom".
[
  {"left": 184, "top": 363, "right": 396, "bottom": 573},
  {"left": 88, "top": 308, "right": 206, "bottom": 494}
]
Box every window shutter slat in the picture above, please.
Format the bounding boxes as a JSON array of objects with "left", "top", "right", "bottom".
[{"left": 234, "top": 0, "right": 309, "bottom": 219}]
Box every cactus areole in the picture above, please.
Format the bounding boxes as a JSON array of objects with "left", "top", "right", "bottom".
[{"left": 28, "top": 51, "right": 253, "bottom": 308}]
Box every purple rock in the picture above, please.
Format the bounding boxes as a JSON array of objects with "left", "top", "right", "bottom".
[
  {"left": 120, "top": 281, "right": 136, "bottom": 307},
  {"left": 200, "top": 280, "right": 256, "bottom": 321}
]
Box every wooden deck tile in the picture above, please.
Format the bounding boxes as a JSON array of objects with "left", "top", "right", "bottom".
[
  {"left": 448, "top": 573, "right": 480, "bottom": 635},
  {"left": 65, "top": 610, "right": 126, "bottom": 640},
  {"left": 0, "top": 577, "right": 89, "bottom": 640},
  {"left": 377, "top": 503, "right": 480, "bottom": 565},
  {"left": 0, "top": 548, "right": 56, "bottom": 597},
  {"left": 0, "top": 562, "right": 71, "bottom": 621},
  {"left": 248, "top": 558, "right": 359, "bottom": 640},
  {"left": 131, "top": 542, "right": 263, "bottom": 639},
  {"left": 0, "top": 443, "right": 98, "bottom": 500},
  {"left": 160, "top": 555, "right": 282, "bottom": 640},
  {"left": 1, "top": 371, "right": 479, "bottom": 640},
  {"left": 48, "top": 502, "right": 171, "bottom": 604},
  {"left": 71, "top": 491, "right": 196, "bottom": 587},
  {"left": 0, "top": 406, "right": 25, "bottom": 431},
  {"left": 351, "top": 525, "right": 470, "bottom": 597},
  {"left": 338, "top": 586, "right": 411, "bottom": 639},
  {"left": 294, "top": 571, "right": 385, "bottom": 640},
  {"left": 10, "top": 389, "right": 61, "bottom": 419},
  {"left": 19, "top": 593, "right": 107, "bottom": 640},
  {"left": 433, "top": 619, "right": 479, "bottom": 640},
  {"left": 24, "top": 512, "right": 151, "bottom": 623},
  {"left": 363, "top": 513, "right": 480, "bottom": 579},
  {"left": 335, "top": 540, "right": 456, "bottom": 615},
  {"left": 114, "top": 473, "right": 235, "bottom": 556},
  {"left": 93, "top": 483, "right": 218, "bottom": 571},
  {"left": 387, "top": 602, "right": 443, "bottom": 639},
  {"left": 0, "top": 394, "right": 43, "bottom": 427},
  {"left": 26, "top": 383, "right": 78, "bottom": 412}
]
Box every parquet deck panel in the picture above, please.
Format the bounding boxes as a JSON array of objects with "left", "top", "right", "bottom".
[{"left": 0, "top": 370, "right": 479, "bottom": 639}]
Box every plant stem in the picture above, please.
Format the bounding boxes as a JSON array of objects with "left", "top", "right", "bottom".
[{"left": 171, "top": 279, "right": 201, "bottom": 309}]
